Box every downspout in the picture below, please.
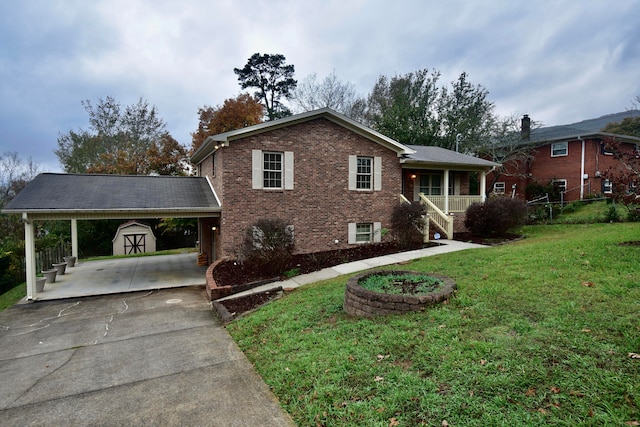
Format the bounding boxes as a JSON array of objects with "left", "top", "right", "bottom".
[{"left": 579, "top": 137, "right": 585, "bottom": 200}]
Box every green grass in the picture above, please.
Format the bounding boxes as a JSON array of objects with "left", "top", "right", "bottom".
[
  {"left": 228, "top": 223, "right": 640, "bottom": 426},
  {"left": 552, "top": 199, "right": 626, "bottom": 224},
  {"left": 0, "top": 283, "right": 26, "bottom": 312},
  {"left": 360, "top": 273, "right": 443, "bottom": 295}
]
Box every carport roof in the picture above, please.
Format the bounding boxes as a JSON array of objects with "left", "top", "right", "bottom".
[{"left": 2, "top": 173, "right": 221, "bottom": 219}]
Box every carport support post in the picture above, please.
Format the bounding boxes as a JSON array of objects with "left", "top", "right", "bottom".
[
  {"left": 23, "top": 213, "right": 36, "bottom": 300},
  {"left": 480, "top": 170, "right": 487, "bottom": 202},
  {"left": 71, "top": 219, "right": 79, "bottom": 259}
]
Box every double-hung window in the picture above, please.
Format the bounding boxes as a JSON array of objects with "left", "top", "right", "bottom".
[
  {"left": 349, "top": 155, "right": 382, "bottom": 191},
  {"left": 356, "top": 157, "right": 372, "bottom": 189},
  {"left": 551, "top": 142, "right": 568, "bottom": 157},
  {"left": 355, "top": 223, "right": 373, "bottom": 243},
  {"left": 494, "top": 182, "right": 506, "bottom": 194},
  {"left": 252, "top": 149, "right": 294, "bottom": 190},
  {"left": 263, "top": 152, "right": 282, "bottom": 189},
  {"left": 348, "top": 222, "right": 382, "bottom": 244}
]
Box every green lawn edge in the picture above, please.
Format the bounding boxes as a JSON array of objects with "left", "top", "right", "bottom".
[{"left": 228, "top": 223, "right": 640, "bottom": 426}]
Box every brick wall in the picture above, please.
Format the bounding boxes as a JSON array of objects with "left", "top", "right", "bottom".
[
  {"left": 488, "top": 138, "right": 634, "bottom": 202},
  {"left": 206, "top": 118, "right": 403, "bottom": 258}
]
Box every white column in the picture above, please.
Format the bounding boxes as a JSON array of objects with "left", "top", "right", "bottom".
[
  {"left": 23, "top": 213, "right": 36, "bottom": 300},
  {"left": 71, "top": 219, "right": 79, "bottom": 259},
  {"left": 480, "top": 170, "right": 487, "bottom": 202},
  {"left": 443, "top": 169, "right": 450, "bottom": 214}
]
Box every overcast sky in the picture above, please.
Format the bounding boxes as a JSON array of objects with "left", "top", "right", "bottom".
[{"left": 1, "top": 0, "right": 639, "bottom": 173}]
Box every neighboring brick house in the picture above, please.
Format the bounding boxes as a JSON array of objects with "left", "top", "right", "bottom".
[
  {"left": 191, "top": 108, "right": 498, "bottom": 261},
  {"left": 489, "top": 111, "right": 640, "bottom": 202}
]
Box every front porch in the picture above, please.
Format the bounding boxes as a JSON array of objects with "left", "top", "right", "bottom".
[{"left": 400, "top": 168, "right": 488, "bottom": 239}]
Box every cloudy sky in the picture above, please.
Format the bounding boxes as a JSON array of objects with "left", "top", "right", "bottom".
[{"left": 1, "top": 0, "right": 639, "bottom": 172}]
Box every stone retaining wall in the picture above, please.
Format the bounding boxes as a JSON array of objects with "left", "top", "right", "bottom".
[{"left": 344, "top": 270, "right": 456, "bottom": 317}]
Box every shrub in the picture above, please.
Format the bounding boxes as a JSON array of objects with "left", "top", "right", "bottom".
[
  {"left": 390, "top": 202, "right": 427, "bottom": 249},
  {"left": 627, "top": 207, "right": 640, "bottom": 222},
  {"left": 464, "top": 197, "right": 527, "bottom": 237},
  {"left": 604, "top": 204, "right": 621, "bottom": 223},
  {"left": 241, "top": 218, "right": 295, "bottom": 276}
]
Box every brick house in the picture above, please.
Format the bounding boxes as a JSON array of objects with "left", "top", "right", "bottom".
[
  {"left": 489, "top": 111, "right": 640, "bottom": 202},
  {"left": 4, "top": 108, "right": 498, "bottom": 299},
  {"left": 190, "top": 108, "right": 498, "bottom": 261}
]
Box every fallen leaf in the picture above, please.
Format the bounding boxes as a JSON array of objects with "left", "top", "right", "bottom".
[
  {"left": 375, "top": 407, "right": 385, "bottom": 413},
  {"left": 582, "top": 281, "right": 595, "bottom": 287},
  {"left": 581, "top": 328, "right": 592, "bottom": 333},
  {"left": 537, "top": 408, "right": 548, "bottom": 415},
  {"left": 588, "top": 408, "right": 594, "bottom": 417},
  {"left": 550, "top": 386, "right": 561, "bottom": 394},
  {"left": 629, "top": 353, "right": 640, "bottom": 359},
  {"left": 374, "top": 376, "right": 384, "bottom": 382},
  {"left": 569, "top": 390, "right": 585, "bottom": 397},
  {"left": 625, "top": 422, "right": 640, "bottom": 426},
  {"left": 525, "top": 388, "right": 536, "bottom": 397},
  {"left": 441, "top": 420, "right": 449, "bottom": 427},
  {"left": 480, "top": 359, "right": 487, "bottom": 366},
  {"left": 389, "top": 418, "right": 400, "bottom": 427}
]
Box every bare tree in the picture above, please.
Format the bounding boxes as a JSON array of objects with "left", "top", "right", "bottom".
[
  {"left": 1, "top": 152, "right": 41, "bottom": 245},
  {"left": 291, "top": 71, "right": 366, "bottom": 121},
  {"left": 476, "top": 114, "right": 540, "bottom": 193}
]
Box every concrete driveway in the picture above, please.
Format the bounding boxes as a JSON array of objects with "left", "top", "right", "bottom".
[
  {"left": 35, "top": 252, "right": 207, "bottom": 301},
  {"left": 0, "top": 287, "right": 295, "bottom": 426}
]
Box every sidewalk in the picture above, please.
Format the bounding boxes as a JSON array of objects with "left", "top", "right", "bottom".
[{"left": 217, "top": 239, "right": 488, "bottom": 302}]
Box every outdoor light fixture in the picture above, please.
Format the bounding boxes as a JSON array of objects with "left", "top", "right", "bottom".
[
  {"left": 410, "top": 174, "right": 417, "bottom": 180},
  {"left": 211, "top": 226, "right": 217, "bottom": 231}
]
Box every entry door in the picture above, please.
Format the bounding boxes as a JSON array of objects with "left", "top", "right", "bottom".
[{"left": 124, "top": 234, "right": 146, "bottom": 254}]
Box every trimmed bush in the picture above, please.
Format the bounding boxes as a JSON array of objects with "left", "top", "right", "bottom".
[
  {"left": 464, "top": 197, "right": 527, "bottom": 237},
  {"left": 390, "top": 202, "right": 426, "bottom": 249},
  {"left": 241, "top": 218, "right": 295, "bottom": 276}
]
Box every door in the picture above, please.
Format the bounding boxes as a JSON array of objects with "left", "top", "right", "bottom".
[{"left": 124, "top": 234, "right": 146, "bottom": 254}]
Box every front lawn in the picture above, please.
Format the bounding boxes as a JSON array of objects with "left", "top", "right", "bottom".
[{"left": 228, "top": 223, "right": 640, "bottom": 426}]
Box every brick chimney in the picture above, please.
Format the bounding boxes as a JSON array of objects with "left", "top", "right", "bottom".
[{"left": 521, "top": 114, "right": 531, "bottom": 141}]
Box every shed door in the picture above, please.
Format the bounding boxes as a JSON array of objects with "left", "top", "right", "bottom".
[{"left": 124, "top": 234, "right": 146, "bottom": 254}]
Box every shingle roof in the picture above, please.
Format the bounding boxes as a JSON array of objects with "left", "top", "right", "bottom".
[
  {"left": 530, "top": 110, "right": 640, "bottom": 142},
  {"left": 191, "top": 108, "right": 416, "bottom": 165},
  {"left": 402, "top": 145, "right": 499, "bottom": 168},
  {"left": 2, "top": 173, "right": 220, "bottom": 216}
]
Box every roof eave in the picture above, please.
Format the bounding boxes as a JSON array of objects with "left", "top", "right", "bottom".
[{"left": 189, "top": 108, "right": 416, "bottom": 164}]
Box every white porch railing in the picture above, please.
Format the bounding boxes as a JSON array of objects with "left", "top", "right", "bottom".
[
  {"left": 424, "top": 195, "right": 483, "bottom": 213},
  {"left": 419, "top": 194, "right": 454, "bottom": 238}
]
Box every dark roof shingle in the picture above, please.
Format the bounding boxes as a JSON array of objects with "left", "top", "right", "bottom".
[{"left": 3, "top": 173, "right": 220, "bottom": 212}]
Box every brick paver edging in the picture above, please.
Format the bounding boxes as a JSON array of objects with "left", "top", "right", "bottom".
[{"left": 344, "top": 270, "right": 456, "bottom": 317}]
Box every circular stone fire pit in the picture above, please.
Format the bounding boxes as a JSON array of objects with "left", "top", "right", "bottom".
[{"left": 344, "top": 270, "right": 456, "bottom": 317}]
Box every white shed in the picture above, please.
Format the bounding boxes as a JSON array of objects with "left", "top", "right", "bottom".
[{"left": 112, "top": 221, "right": 157, "bottom": 255}]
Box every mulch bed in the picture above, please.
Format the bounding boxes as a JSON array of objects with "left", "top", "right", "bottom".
[{"left": 215, "top": 234, "right": 523, "bottom": 322}]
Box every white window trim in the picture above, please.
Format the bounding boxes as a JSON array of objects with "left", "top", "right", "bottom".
[
  {"left": 494, "top": 182, "right": 505, "bottom": 194},
  {"left": 553, "top": 178, "right": 567, "bottom": 193},
  {"left": 252, "top": 149, "right": 294, "bottom": 190},
  {"left": 348, "top": 222, "right": 381, "bottom": 244},
  {"left": 603, "top": 179, "right": 613, "bottom": 194},
  {"left": 551, "top": 142, "right": 568, "bottom": 157},
  {"left": 349, "top": 155, "right": 382, "bottom": 191}
]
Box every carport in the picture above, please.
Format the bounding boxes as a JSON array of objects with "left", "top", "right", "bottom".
[{"left": 2, "top": 173, "right": 221, "bottom": 300}]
